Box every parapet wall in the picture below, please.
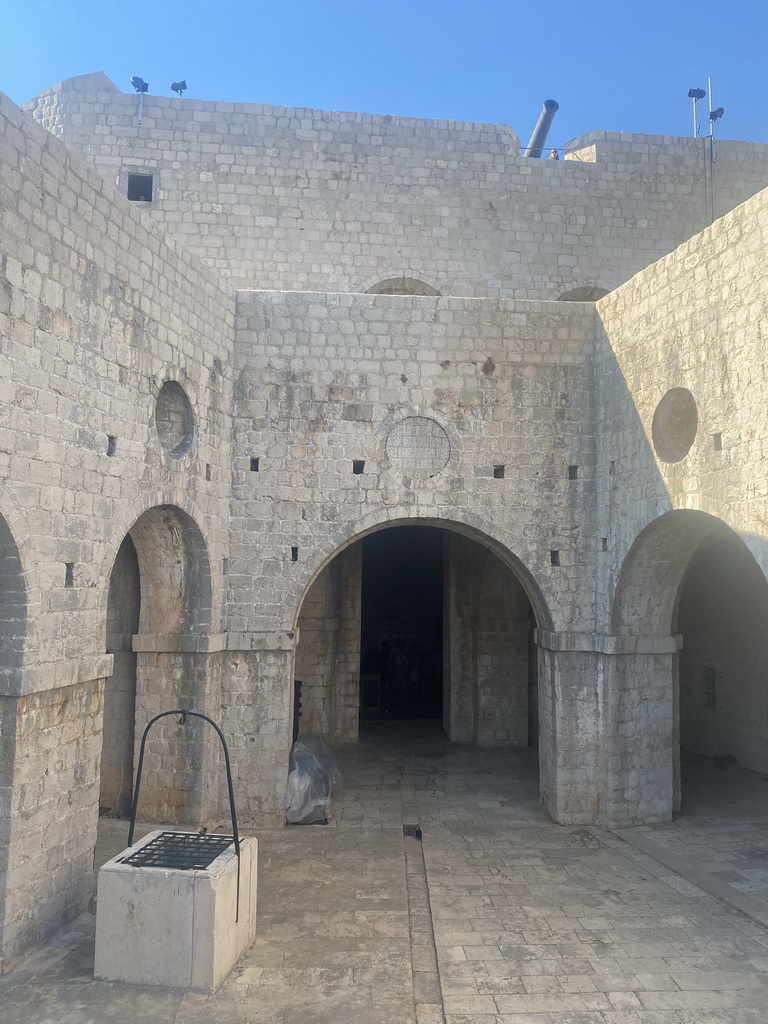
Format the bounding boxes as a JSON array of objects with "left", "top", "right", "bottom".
[{"left": 25, "top": 76, "right": 768, "bottom": 298}]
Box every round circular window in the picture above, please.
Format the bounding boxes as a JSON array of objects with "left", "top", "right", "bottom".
[
  {"left": 651, "top": 388, "right": 698, "bottom": 463},
  {"left": 155, "top": 381, "right": 195, "bottom": 459},
  {"left": 385, "top": 416, "right": 451, "bottom": 477}
]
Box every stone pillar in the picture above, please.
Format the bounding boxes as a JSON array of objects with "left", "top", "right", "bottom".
[
  {"left": 219, "top": 633, "right": 297, "bottom": 828},
  {"left": 294, "top": 566, "right": 336, "bottom": 736},
  {"left": 596, "top": 636, "right": 678, "bottom": 828},
  {"left": 0, "top": 659, "right": 111, "bottom": 973},
  {"left": 101, "top": 634, "right": 136, "bottom": 816},
  {"left": 294, "top": 545, "right": 362, "bottom": 743},
  {"left": 536, "top": 632, "right": 600, "bottom": 825},
  {"left": 329, "top": 544, "right": 362, "bottom": 743},
  {"left": 443, "top": 534, "right": 475, "bottom": 742},
  {"left": 444, "top": 534, "right": 532, "bottom": 746},
  {"left": 0, "top": 694, "right": 18, "bottom": 973},
  {"left": 131, "top": 635, "right": 227, "bottom": 826},
  {"left": 536, "top": 630, "right": 679, "bottom": 828}
]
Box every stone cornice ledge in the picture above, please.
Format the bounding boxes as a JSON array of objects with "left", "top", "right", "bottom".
[
  {"left": 535, "top": 630, "right": 680, "bottom": 655},
  {"left": 132, "top": 633, "right": 229, "bottom": 653},
  {"left": 0, "top": 655, "right": 115, "bottom": 698},
  {"left": 130, "top": 632, "right": 297, "bottom": 653},
  {"left": 225, "top": 632, "right": 297, "bottom": 652}
]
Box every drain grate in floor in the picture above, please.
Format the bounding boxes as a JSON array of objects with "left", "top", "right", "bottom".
[{"left": 403, "top": 824, "right": 423, "bottom": 840}]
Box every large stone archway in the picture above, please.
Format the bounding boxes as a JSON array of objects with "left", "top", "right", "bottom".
[
  {"left": 287, "top": 517, "right": 599, "bottom": 822},
  {"left": 294, "top": 524, "right": 540, "bottom": 747},
  {"left": 606, "top": 510, "right": 768, "bottom": 824},
  {"left": 100, "top": 505, "right": 215, "bottom": 825}
]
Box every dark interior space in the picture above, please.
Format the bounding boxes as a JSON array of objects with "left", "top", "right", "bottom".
[
  {"left": 677, "top": 529, "right": 768, "bottom": 781},
  {"left": 359, "top": 526, "right": 443, "bottom": 720}
]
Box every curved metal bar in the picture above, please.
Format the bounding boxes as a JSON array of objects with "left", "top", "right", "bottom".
[{"left": 127, "top": 709, "right": 242, "bottom": 920}]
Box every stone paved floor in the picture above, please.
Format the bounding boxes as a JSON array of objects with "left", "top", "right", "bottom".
[
  {"left": 3, "top": 723, "right": 768, "bottom": 1023},
  {"left": 615, "top": 753, "right": 768, "bottom": 928}
]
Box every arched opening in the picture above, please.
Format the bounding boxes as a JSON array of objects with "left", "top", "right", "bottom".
[
  {"left": 558, "top": 286, "right": 609, "bottom": 301},
  {"left": 677, "top": 530, "right": 768, "bottom": 780},
  {"left": 611, "top": 510, "right": 768, "bottom": 816},
  {"left": 100, "top": 506, "right": 212, "bottom": 823},
  {"left": 0, "top": 514, "right": 26, "bottom": 958},
  {"left": 294, "top": 523, "right": 543, "bottom": 754},
  {"left": 0, "top": 514, "right": 25, "bottom": 679},
  {"left": 367, "top": 277, "right": 440, "bottom": 296},
  {"left": 100, "top": 535, "right": 140, "bottom": 815}
]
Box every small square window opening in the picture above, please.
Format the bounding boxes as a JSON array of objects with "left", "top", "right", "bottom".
[{"left": 127, "top": 173, "right": 153, "bottom": 202}]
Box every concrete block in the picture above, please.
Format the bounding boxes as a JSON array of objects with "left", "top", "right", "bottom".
[{"left": 94, "top": 830, "right": 257, "bottom": 991}]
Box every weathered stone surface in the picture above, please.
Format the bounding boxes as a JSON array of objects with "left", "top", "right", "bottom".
[{"left": 2, "top": 70, "right": 768, "bottom": 972}]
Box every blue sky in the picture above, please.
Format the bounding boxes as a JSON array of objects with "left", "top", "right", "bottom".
[{"left": 3, "top": 0, "right": 766, "bottom": 147}]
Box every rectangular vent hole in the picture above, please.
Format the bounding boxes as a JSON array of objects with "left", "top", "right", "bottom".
[
  {"left": 609, "top": 460, "right": 616, "bottom": 476},
  {"left": 291, "top": 546, "right": 299, "bottom": 562},
  {"left": 65, "top": 563, "right": 74, "bottom": 587},
  {"left": 250, "top": 457, "right": 260, "bottom": 472},
  {"left": 550, "top": 550, "right": 560, "bottom": 566},
  {"left": 107, "top": 435, "right": 117, "bottom": 457},
  {"left": 403, "top": 824, "right": 422, "bottom": 839},
  {"left": 352, "top": 460, "right": 365, "bottom": 475},
  {"left": 205, "top": 464, "right": 212, "bottom": 481},
  {"left": 601, "top": 538, "right": 608, "bottom": 551},
  {"left": 713, "top": 433, "right": 722, "bottom": 451},
  {"left": 568, "top": 465, "right": 578, "bottom": 480},
  {"left": 493, "top": 465, "right": 505, "bottom": 479}
]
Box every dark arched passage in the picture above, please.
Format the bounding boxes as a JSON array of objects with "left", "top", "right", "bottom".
[
  {"left": 610, "top": 510, "right": 768, "bottom": 813},
  {"left": 294, "top": 522, "right": 546, "bottom": 751}
]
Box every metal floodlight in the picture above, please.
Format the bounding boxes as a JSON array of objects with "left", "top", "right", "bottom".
[
  {"left": 709, "top": 107, "right": 724, "bottom": 120},
  {"left": 171, "top": 80, "right": 187, "bottom": 99},
  {"left": 130, "top": 76, "right": 149, "bottom": 94}
]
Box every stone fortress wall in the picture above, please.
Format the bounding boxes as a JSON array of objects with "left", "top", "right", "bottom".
[
  {"left": 1, "top": 70, "right": 768, "bottom": 969},
  {"left": 0, "top": 87, "right": 235, "bottom": 970},
  {"left": 23, "top": 72, "right": 768, "bottom": 296}
]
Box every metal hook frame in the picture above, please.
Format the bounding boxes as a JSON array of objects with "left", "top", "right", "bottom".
[{"left": 127, "top": 709, "right": 242, "bottom": 920}]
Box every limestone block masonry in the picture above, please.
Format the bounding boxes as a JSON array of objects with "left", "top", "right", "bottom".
[
  {"left": 2, "top": 69, "right": 768, "bottom": 969},
  {"left": 23, "top": 73, "right": 768, "bottom": 298}
]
